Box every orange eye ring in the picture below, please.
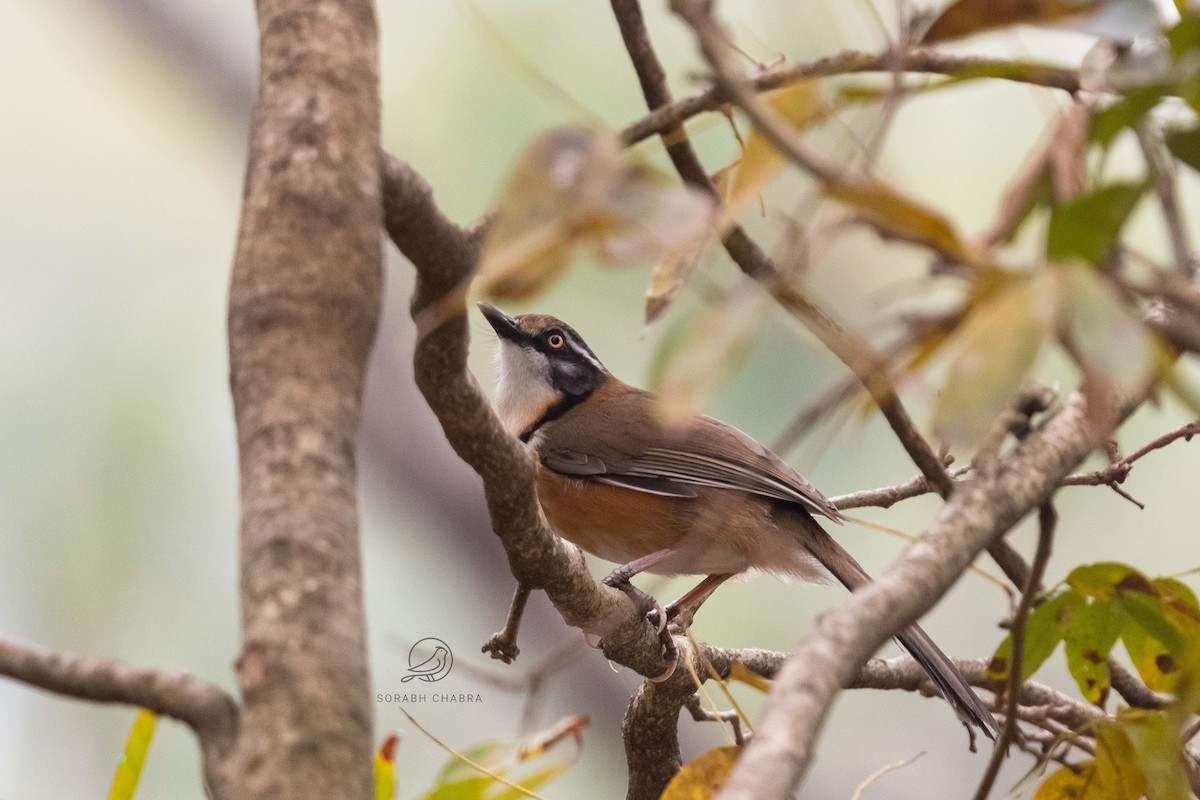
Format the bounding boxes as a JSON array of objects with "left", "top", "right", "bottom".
[{"left": 547, "top": 333, "right": 565, "bottom": 349}]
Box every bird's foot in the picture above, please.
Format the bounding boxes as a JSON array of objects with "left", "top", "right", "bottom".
[
  {"left": 602, "top": 572, "right": 667, "bottom": 633},
  {"left": 601, "top": 571, "right": 677, "bottom": 680}
]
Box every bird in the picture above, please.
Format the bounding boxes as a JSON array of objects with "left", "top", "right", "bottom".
[
  {"left": 478, "top": 301, "right": 998, "bottom": 737},
  {"left": 402, "top": 646, "right": 450, "bottom": 683}
]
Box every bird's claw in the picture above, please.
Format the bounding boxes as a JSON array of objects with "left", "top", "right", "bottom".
[
  {"left": 650, "top": 627, "right": 679, "bottom": 682},
  {"left": 645, "top": 599, "right": 668, "bottom": 633}
]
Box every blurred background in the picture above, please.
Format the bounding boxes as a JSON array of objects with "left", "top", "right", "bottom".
[{"left": 1, "top": 0, "right": 1197, "bottom": 798}]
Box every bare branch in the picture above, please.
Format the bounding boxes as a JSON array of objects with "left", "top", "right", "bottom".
[
  {"left": 1136, "top": 123, "right": 1193, "bottom": 276},
  {"left": 973, "top": 502, "right": 1056, "bottom": 800},
  {"left": 381, "top": 154, "right": 671, "bottom": 679},
  {"left": 482, "top": 582, "right": 533, "bottom": 664},
  {"left": 714, "top": 392, "right": 1140, "bottom": 799},
  {"left": 831, "top": 467, "right": 968, "bottom": 511},
  {"left": 0, "top": 637, "right": 237, "bottom": 746},
  {"left": 620, "top": 51, "right": 1079, "bottom": 148},
  {"left": 685, "top": 694, "right": 747, "bottom": 746},
  {"left": 1061, "top": 421, "right": 1200, "bottom": 488},
  {"left": 623, "top": 680, "right": 690, "bottom": 800}
]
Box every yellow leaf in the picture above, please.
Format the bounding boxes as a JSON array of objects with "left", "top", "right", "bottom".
[
  {"left": 1033, "top": 762, "right": 1098, "bottom": 800},
  {"left": 374, "top": 732, "right": 399, "bottom": 800},
  {"left": 108, "top": 709, "right": 156, "bottom": 800},
  {"left": 825, "top": 178, "right": 978, "bottom": 263},
  {"left": 1033, "top": 724, "right": 1148, "bottom": 799},
  {"left": 726, "top": 82, "right": 823, "bottom": 211},
  {"left": 1093, "top": 724, "right": 1148, "bottom": 800},
  {"left": 727, "top": 662, "right": 771, "bottom": 693},
  {"left": 660, "top": 746, "right": 740, "bottom": 800},
  {"left": 932, "top": 272, "right": 1057, "bottom": 449},
  {"left": 644, "top": 248, "right": 699, "bottom": 325}
]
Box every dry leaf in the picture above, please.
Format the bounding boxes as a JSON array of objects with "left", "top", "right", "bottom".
[
  {"left": 932, "top": 272, "right": 1057, "bottom": 449},
  {"left": 923, "top": 0, "right": 1158, "bottom": 44},
  {"left": 725, "top": 82, "right": 824, "bottom": 212},
  {"left": 659, "top": 746, "right": 740, "bottom": 800},
  {"left": 478, "top": 127, "right": 715, "bottom": 301},
  {"left": 825, "top": 178, "right": 978, "bottom": 263}
]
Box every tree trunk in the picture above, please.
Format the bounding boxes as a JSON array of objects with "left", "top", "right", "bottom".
[{"left": 222, "top": 0, "right": 382, "bottom": 796}]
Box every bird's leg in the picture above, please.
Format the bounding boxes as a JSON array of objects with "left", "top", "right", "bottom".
[
  {"left": 665, "top": 573, "right": 736, "bottom": 626},
  {"left": 601, "top": 550, "right": 684, "bottom": 679},
  {"left": 601, "top": 549, "right": 672, "bottom": 633}
]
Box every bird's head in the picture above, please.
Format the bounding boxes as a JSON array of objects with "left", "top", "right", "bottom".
[{"left": 478, "top": 302, "right": 608, "bottom": 439}]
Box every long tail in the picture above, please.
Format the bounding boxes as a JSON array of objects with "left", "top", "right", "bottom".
[{"left": 803, "top": 523, "right": 999, "bottom": 739}]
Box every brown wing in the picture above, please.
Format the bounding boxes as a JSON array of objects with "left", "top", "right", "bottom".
[{"left": 537, "top": 380, "right": 845, "bottom": 523}]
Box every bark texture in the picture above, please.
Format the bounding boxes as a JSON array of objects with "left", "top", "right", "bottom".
[{"left": 223, "top": 0, "right": 382, "bottom": 796}]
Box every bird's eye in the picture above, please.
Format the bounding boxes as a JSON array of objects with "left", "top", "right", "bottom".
[{"left": 547, "top": 332, "right": 565, "bottom": 349}]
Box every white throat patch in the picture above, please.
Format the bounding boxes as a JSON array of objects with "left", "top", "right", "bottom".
[{"left": 494, "top": 341, "right": 559, "bottom": 437}]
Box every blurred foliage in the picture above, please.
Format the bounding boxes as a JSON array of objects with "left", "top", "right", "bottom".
[{"left": 412, "top": 714, "right": 587, "bottom": 800}]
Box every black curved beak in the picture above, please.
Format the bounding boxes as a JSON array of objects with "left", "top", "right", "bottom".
[{"left": 477, "top": 301, "right": 525, "bottom": 343}]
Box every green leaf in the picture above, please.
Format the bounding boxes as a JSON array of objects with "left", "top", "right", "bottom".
[
  {"left": 1122, "top": 617, "right": 1181, "bottom": 692},
  {"left": 1118, "top": 591, "right": 1188, "bottom": 656},
  {"left": 1165, "top": 125, "right": 1200, "bottom": 173},
  {"left": 1047, "top": 183, "right": 1146, "bottom": 264},
  {"left": 1066, "top": 562, "right": 1146, "bottom": 599},
  {"left": 1064, "top": 598, "right": 1125, "bottom": 704},
  {"left": 987, "top": 591, "right": 1081, "bottom": 681},
  {"left": 932, "top": 273, "right": 1055, "bottom": 448},
  {"left": 1055, "top": 264, "right": 1155, "bottom": 438},
  {"left": 1091, "top": 88, "right": 1165, "bottom": 147},
  {"left": 108, "top": 710, "right": 157, "bottom": 800},
  {"left": 489, "top": 764, "right": 569, "bottom": 800},
  {"left": 1166, "top": 16, "right": 1200, "bottom": 60},
  {"left": 1123, "top": 710, "right": 1191, "bottom": 800}
]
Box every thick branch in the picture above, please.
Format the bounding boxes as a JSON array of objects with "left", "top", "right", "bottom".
[
  {"left": 223, "top": 0, "right": 383, "bottom": 796},
  {"left": 623, "top": 681, "right": 689, "bottom": 800},
  {"left": 716, "top": 393, "right": 1130, "bottom": 799},
  {"left": 381, "top": 154, "right": 669, "bottom": 678},
  {"left": 0, "top": 637, "right": 237, "bottom": 746}
]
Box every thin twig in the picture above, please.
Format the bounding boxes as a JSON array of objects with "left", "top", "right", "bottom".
[
  {"left": 973, "top": 502, "right": 1057, "bottom": 800},
  {"left": 483, "top": 582, "right": 533, "bottom": 664},
  {"left": 684, "top": 694, "right": 748, "bottom": 746},
  {"left": 1135, "top": 123, "right": 1193, "bottom": 276},
  {"left": 402, "top": 709, "right": 549, "bottom": 800},
  {"left": 851, "top": 752, "right": 925, "bottom": 800},
  {"left": 831, "top": 467, "right": 969, "bottom": 510},
  {"left": 1061, "top": 421, "right": 1200, "bottom": 486},
  {"left": 619, "top": 50, "right": 1079, "bottom": 148}
]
